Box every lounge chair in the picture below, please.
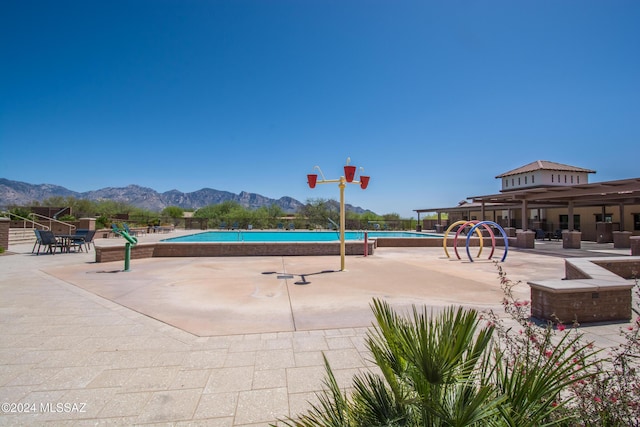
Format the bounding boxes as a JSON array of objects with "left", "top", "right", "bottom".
[{"left": 535, "top": 229, "right": 545, "bottom": 240}]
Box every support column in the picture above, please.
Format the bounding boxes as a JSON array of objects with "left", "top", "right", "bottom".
[
  {"left": 521, "top": 200, "right": 528, "bottom": 230},
  {"left": 619, "top": 203, "right": 626, "bottom": 231},
  {"left": 568, "top": 201, "right": 575, "bottom": 230}
]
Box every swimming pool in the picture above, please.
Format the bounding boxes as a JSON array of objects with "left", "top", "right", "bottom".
[{"left": 162, "top": 230, "right": 440, "bottom": 243}]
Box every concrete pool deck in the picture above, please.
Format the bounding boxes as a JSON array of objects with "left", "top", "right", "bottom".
[{"left": 0, "top": 231, "right": 637, "bottom": 425}]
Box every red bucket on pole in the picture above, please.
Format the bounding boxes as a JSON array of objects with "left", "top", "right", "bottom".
[
  {"left": 344, "top": 165, "right": 356, "bottom": 182},
  {"left": 359, "top": 175, "right": 370, "bottom": 189},
  {"left": 307, "top": 174, "right": 318, "bottom": 188}
]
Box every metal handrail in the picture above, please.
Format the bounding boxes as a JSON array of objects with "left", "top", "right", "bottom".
[
  {"left": 0, "top": 211, "right": 50, "bottom": 230},
  {"left": 52, "top": 207, "right": 69, "bottom": 220},
  {"left": 30, "top": 212, "right": 76, "bottom": 232}
]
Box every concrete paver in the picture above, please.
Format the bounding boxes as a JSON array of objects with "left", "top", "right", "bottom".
[{"left": 0, "top": 232, "right": 637, "bottom": 425}]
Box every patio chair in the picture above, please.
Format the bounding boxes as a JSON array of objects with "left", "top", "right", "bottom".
[
  {"left": 123, "top": 223, "right": 138, "bottom": 237},
  {"left": 37, "top": 230, "right": 62, "bottom": 255},
  {"left": 535, "top": 229, "right": 545, "bottom": 240},
  {"left": 553, "top": 230, "right": 563, "bottom": 241},
  {"left": 82, "top": 230, "right": 97, "bottom": 251},
  {"left": 32, "top": 229, "right": 43, "bottom": 254},
  {"left": 70, "top": 229, "right": 88, "bottom": 252},
  {"left": 70, "top": 229, "right": 96, "bottom": 252}
]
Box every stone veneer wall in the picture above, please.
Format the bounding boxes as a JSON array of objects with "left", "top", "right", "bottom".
[
  {"left": 565, "top": 259, "right": 640, "bottom": 280},
  {"left": 592, "top": 259, "right": 640, "bottom": 280},
  {"left": 375, "top": 237, "right": 512, "bottom": 248},
  {"left": 0, "top": 218, "right": 9, "bottom": 251},
  {"left": 95, "top": 241, "right": 376, "bottom": 263},
  {"left": 531, "top": 287, "right": 632, "bottom": 323},
  {"left": 94, "top": 236, "right": 523, "bottom": 263}
]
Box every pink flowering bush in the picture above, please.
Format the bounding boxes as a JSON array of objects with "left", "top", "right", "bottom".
[{"left": 488, "top": 263, "right": 640, "bottom": 426}]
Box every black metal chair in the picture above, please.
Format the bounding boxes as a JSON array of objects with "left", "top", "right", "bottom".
[
  {"left": 32, "top": 229, "right": 43, "bottom": 254},
  {"left": 72, "top": 229, "right": 96, "bottom": 252},
  {"left": 82, "top": 230, "right": 96, "bottom": 251},
  {"left": 70, "top": 229, "right": 88, "bottom": 252},
  {"left": 37, "top": 230, "right": 62, "bottom": 255}
]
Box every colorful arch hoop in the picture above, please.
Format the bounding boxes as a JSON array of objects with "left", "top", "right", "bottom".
[
  {"left": 442, "top": 220, "right": 484, "bottom": 259},
  {"left": 465, "top": 221, "right": 509, "bottom": 262},
  {"left": 453, "top": 221, "right": 496, "bottom": 260}
]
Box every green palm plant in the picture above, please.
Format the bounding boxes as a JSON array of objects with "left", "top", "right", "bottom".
[
  {"left": 278, "top": 300, "right": 501, "bottom": 426},
  {"left": 277, "top": 297, "right": 600, "bottom": 427}
]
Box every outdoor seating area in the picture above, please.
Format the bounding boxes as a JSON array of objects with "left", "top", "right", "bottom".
[
  {"left": 534, "top": 229, "right": 562, "bottom": 241},
  {"left": 31, "top": 228, "right": 96, "bottom": 255}
]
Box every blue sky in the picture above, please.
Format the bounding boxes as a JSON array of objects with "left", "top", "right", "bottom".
[{"left": 1, "top": 1, "right": 638, "bottom": 217}]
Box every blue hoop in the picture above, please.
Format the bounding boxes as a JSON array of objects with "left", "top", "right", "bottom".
[{"left": 465, "top": 221, "right": 509, "bottom": 262}]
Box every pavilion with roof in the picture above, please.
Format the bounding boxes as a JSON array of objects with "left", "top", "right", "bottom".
[{"left": 415, "top": 160, "right": 640, "bottom": 244}]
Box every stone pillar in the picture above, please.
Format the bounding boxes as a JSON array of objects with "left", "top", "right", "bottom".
[
  {"left": 78, "top": 217, "right": 96, "bottom": 230},
  {"left": 562, "top": 230, "right": 581, "bottom": 249},
  {"left": 631, "top": 236, "right": 640, "bottom": 256},
  {"left": 596, "top": 222, "right": 613, "bottom": 243},
  {"left": 516, "top": 230, "right": 535, "bottom": 248},
  {"left": 504, "top": 227, "right": 516, "bottom": 237},
  {"left": 0, "top": 217, "right": 9, "bottom": 251},
  {"left": 613, "top": 231, "right": 632, "bottom": 249}
]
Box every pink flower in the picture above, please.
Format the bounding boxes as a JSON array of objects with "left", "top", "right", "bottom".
[
  {"left": 594, "top": 396, "right": 602, "bottom": 403},
  {"left": 556, "top": 323, "right": 566, "bottom": 332}
]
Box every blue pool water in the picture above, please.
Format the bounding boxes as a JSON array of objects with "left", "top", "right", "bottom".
[{"left": 162, "top": 230, "right": 439, "bottom": 243}]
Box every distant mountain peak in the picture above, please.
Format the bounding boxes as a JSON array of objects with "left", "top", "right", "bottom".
[{"left": 0, "top": 178, "right": 372, "bottom": 214}]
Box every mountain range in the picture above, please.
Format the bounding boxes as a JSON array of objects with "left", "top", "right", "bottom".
[{"left": 0, "top": 178, "right": 371, "bottom": 214}]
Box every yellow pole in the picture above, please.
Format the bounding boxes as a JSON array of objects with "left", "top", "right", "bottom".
[{"left": 339, "top": 176, "right": 346, "bottom": 271}]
